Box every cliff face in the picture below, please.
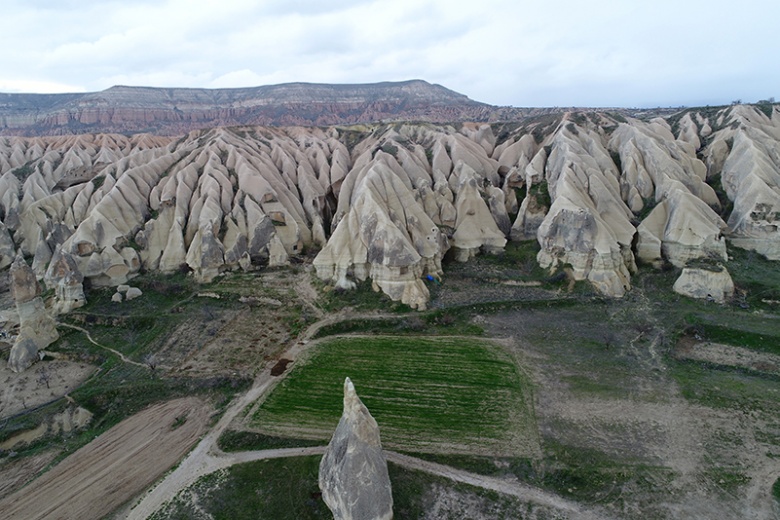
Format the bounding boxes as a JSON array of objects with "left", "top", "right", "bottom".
[
  {"left": 0, "top": 80, "right": 508, "bottom": 136},
  {"left": 0, "top": 103, "right": 778, "bottom": 310}
]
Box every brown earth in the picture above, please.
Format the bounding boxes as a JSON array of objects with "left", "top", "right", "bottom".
[
  {"left": 0, "top": 361, "right": 96, "bottom": 419},
  {"left": 0, "top": 397, "right": 212, "bottom": 520},
  {"left": 0, "top": 450, "right": 59, "bottom": 499},
  {"left": 675, "top": 337, "right": 780, "bottom": 375},
  {"left": 156, "top": 270, "right": 313, "bottom": 377}
]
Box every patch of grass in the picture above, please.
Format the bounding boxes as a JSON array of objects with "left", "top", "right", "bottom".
[
  {"left": 401, "top": 451, "right": 538, "bottom": 481},
  {"left": 12, "top": 163, "right": 35, "bottom": 182},
  {"left": 217, "top": 430, "right": 324, "bottom": 452},
  {"left": 755, "top": 102, "right": 775, "bottom": 119},
  {"left": 683, "top": 319, "right": 780, "bottom": 356},
  {"left": 562, "top": 374, "right": 629, "bottom": 397},
  {"left": 538, "top": 440, "right": 672, "bottom": 504},
  {"left": 282, "top": 304, "right": 316, "bottom": 338},
  {"left": 312, "top": 309, "right": 483, "bottom": 339},
  {"left": 708, "top": 173, "right": 734, "bottom": 219},
  {"left": 703, "top": 467, "right": 751, "bottom": 493},
  {"left": 0, "top": 398, "right": 70, "bottom": 446},
  {"left": 151, "top": 456, "right": 535, "bottom": 520},
  {"left": 380, "top": 142, "right": 398, "bottom": 155},
  {"left": 60, "top": 271, "right": 235, "bottom": 363},
  {"left": 727, "top": 245, "right": 780, "bottom": 308},
  {"left": 70, "top": 363, "right": 247, "bottom": 434},
  {"left": 669, "top": 359, "right": 780, "bottom": 412},
  {"left": 529, "top": 181, "right": 551, "bottom": 208},
  {"left": 251, "top": 336, "right": 534, "bottom": 454},
  {"left": 149, "top": 456, "right": 330, "bottom": 520},
  {"left": 171, "top": 414, "right": 188, "bottom": 430},
  {"left": 481, "top": 240, "right": 543, "bottom": 270},
  {"left": 773, "top": 477, "right": 780, "bottom": 502},
  {"left": 402, "top": 446, "right": 672, "bottom": 509},
  {"left": 338, "top": 128, "right": 372, "bottom": 152},
  {"left": 389, "top": 462, "right": 528, "bottom": 519},
  {"left": 319, "top": 278, "right": 408, "bottom": 313}
]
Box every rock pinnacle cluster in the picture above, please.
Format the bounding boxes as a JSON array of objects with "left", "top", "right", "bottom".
[{"left": 0, "top": 86, "right": 778, "bottom": 352}]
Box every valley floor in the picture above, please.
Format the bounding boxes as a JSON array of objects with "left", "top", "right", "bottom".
[{"left": 1, "top": 245, "right": 779, "bottom": 519}]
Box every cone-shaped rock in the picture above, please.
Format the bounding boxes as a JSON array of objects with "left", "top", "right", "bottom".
[
  {"left": 319, "top": 377, "right": 393, "bottom": 520},
  {"left": 44, "top": 247, "right": 87, "bottom": 315},
  {"left": 10, "top": 253, "right": 40, "bottom": 304},
  {"left": 8, "top": 254, "right": 59, "bottom": 372}
]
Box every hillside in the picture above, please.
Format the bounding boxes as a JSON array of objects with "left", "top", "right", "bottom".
[{"left": 0, "top": 80, "right": 519, "bottom": 136}]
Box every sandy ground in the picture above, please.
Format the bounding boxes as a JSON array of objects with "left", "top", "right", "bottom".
[
  {"left": 0, "top": 450, "right": 60, "bottom": 499},
  {"left": 0, "top": 360, "right": 95, "bottom": 419},
  {"left": 0, "top": 397, "right": 212, "bottom": 520},
  {"left": 677, "top": 339, "right": 780, "bottom": 375}
]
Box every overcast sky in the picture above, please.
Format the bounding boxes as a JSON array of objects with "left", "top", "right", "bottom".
[{"left": 0, "top": 0, "right": 777, "bottom": 108}]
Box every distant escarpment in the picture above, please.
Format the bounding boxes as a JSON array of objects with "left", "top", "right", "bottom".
[
  {"left": 0, "top": 103, "right": 779, "bottom": 312},
  {"left": 0, "top": 80, "right": 539, "bottom": 136}
]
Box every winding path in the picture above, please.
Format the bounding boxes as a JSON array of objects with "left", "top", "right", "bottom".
[{"left": 57, "top": 322, "right": 148, "bottom": 368}]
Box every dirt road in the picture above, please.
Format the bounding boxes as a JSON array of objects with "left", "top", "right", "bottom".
[{"left": 0, "top": 397, "right": 211, "bottom": 520}]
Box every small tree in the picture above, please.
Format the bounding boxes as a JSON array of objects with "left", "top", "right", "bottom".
[{"left": 37, "top": 365, "right": 52, "bottom": 389}]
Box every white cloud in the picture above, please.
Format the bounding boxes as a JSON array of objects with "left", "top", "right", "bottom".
[
  {"left": 0, "top": 78, "right": 87, "bottom": 94},
  {"left": 0, "top": 0, "right": 777, "bottom": 107}
]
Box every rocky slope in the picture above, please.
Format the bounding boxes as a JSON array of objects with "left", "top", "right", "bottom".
[
  {"left": 0, "top": 80, "right": 522, "bottom": 136},
  {"left": 0, "top": 104, "right": 778, "bottom": 315}
]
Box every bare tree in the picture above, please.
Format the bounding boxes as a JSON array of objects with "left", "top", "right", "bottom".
[{"left": 37, "top": 365, "right": 52, "bottom": 389}]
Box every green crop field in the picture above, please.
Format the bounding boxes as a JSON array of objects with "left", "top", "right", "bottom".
[{"left": 250, "top": 336, "right": 537, "bottom": 456}]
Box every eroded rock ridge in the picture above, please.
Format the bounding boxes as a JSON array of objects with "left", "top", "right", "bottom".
[{"left": 0, "top": 104, "right": 778, "bottom": 313}]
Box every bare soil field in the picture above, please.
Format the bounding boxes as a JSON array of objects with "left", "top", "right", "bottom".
[
  {"left": 0, "top": 397, "right": 212, "bottom": 520},
  {"left": 0, "top": 361, "right": 96, "bottom": 419},
  {"left": 675, "top": 337, "right": 780, "bottom": 375},
  {"left": 157, "top": 269, "right": 315, "bottom": 377},
  {"left": 160, "top": 306, "right": 291, "bottom": 377},
  {"left": 0, "top": 450, "right": 59, "bottom": 499}
]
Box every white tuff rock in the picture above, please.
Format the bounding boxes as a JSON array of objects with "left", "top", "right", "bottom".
[
  {"left": 673, "top": 266, "right": 735, "bottom": 303},
  {"left": 8, "top": 255, "right": 59, "bottom": 372},
  {"left": 319, "top": 377, "right": 393, "bottom": 520}
]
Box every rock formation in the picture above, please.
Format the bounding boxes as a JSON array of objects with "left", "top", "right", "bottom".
[
  {"left": 313, "top": 160, "right": 444, "bottom": 310},
  {"left": 0, "top": 222, "right": 15, "bottom": 269},
  {"left": 1, "top": 100, "right": 779, "bottom": 307},
  {"left": 319, "top": 377, "right": 393, "bottom": 520},
  {"left": 713, "top": 106, "right": 780, "bottom": 260},
  {"left": 537, "top": 123, "right": 636, "bottom": 296},
  {"left": 8, "top": 254, "right": 59, "bottom": 372},
  {"left": 673, "top": 266, "right": 735, "bottom": 303},
  {"left": 44, "top": 247, "right": 86, "bottom": 315}
]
